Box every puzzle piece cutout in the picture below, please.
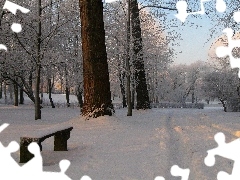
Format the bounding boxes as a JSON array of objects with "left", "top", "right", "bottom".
[
  {"left": 175, "top": 0, "right": 226, "bottom": 22},
  {"left": 0, "top": 141, "right": 21, "bottom": 179},
  {"left": 233, "top": 11, "right": 240, "bottom": 23},
  {"left": 154, "top": 165, "right": 190, "bottom": 180},
  {"left": 204, "top": 132, "right": 240, "bottom": 180},
  {"left": 0, "top": 124, "right": 92, "bottom": 180},
  {"left": 0, "top": 0, "right": 30, "bottom": 51},
  {"left": 215, "top": 28, "right": 240, "bottom": 78},
  {"left": 0, "top": 123, "right": 9, "bottom": 132}
]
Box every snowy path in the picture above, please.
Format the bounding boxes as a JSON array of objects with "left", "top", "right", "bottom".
[{"left": 0, "top": 105, "right": 240, "bottom": 179}]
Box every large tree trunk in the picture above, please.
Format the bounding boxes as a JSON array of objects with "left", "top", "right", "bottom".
[
  {"left": 79, "top": 0, "right": 113, "bottom": 117},
  {"left": 130, "top": 0, "right": 150, "bottom": 110}
]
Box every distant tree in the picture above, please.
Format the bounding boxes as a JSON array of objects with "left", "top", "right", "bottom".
[
  {"left": 130, "top": 0, "right": 150, "bottom": 109},
  {"left": 79, "top": 0, "right": 113, "bottom": 117},
  {"left": 202, "top": 69, "right": 239, "bottom": 111}
]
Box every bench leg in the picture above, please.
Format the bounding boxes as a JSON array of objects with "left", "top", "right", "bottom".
[
  {"left": 54, "top": 130, "right": 70, "bottom": 151},
  {"left": 20, "top": 138, "right": 41, "bottom": 163}
]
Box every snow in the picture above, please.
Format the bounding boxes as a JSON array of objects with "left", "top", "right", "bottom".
[
  {"left": 22, "top": 123, "right": 73, "bottom": 139},
  {"left": 0, "top": 104, "right": 239, "bottom": 179}
]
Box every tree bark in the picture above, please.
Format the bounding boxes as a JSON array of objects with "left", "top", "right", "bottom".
[
  {"left": 131, "top": 82, "right": 135, "bottom": 109},
  {"left": 4, "top": 81, "right": 7, "bottom": 104},
  {"left": 19, "top": 87, "right": 24, "bottom": 104},
  {"left": 219, "top": 98, "right": 227, "bottom": 112},
  {"left": 130, "top": 0, "right": 150, "bottom": 110},
  {"left": 48, "top": 78, "right": 55, "bottom": 108},
  {"left": 66, "top": 86, "right": 70, "bottom": 107},
  {"left": 14, "top": 79, "right": 18, "bottom": 106},
  {"left": 79, "top": 0, "right": 113, "bottom": 117},
  {"left": 76, "top": 85, "right": 83, "bottom": 108},
  {"left": 35, "top": 0, "right": 42, "bottom": 120},
  {"left": 119, "top": 72, "right": 127, "bottom": 108},
  {"left": 9, "top": 83, "right": 13, "bottom": 102},
  {"left": 65, "top": 66, "right": 70, "bottom": 107},
  {"left": 126, "top": 0, "right": 132, "bottom": 116},
  {"left": 0, "top": 80, "right": 2, "bottom": 99}
]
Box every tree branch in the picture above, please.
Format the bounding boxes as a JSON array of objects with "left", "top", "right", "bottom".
[
  {"left": 139, "top": 5, "right": 177, "bottom": 11},
  {"left": 14, "top": 33, "right": 37, "bottom": 62}
]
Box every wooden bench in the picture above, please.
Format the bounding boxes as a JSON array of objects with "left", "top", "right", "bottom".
[{"left": 19, "top": 124, "right": 73, "bottom": 163}]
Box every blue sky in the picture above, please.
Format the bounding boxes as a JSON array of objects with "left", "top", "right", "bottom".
[
  {"left": 104, "top": 0, "right": 227, "bottom": 65},
  {"left": 139, "top": 0, "right": 233, "bottom": 65},
  {"left": 169, "top": 14, "right": 218, "bottom": 65},
  {"left": 151, "top": 5, "right": 227, "bottom": 65}
]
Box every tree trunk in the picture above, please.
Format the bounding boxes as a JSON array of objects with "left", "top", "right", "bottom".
[
  {"left": 64, "top": 66, "right": 70, "bottom": 108},
  {"left": 40, "top": 78, "right": 44, "bottom": 104},
  {"left": 119, "top": 72, "right": 127, "bottom": 108},
  {"left": 4, "top": 81, "right": 7, "bottom": 104},
  {"left": 48, "top": 78, "right": 55, "bottom": 108},
  {"left": 66, "top": 86, "right": 70, "bottom": 107},
  {"left": 192, "top": 92, "right": 195, "bottom": 103},
  {"left": 0, "top": 80, "right": 2, "bottom": 99},
  {"left": 19, "top": 87, "right": 24, "bottom": 104},
  {"left": 60, "top": 77, "right": 63, "bottom": 94},
  {"left": 126, "top": 0, "right": 132, "bottom": 116},
  {"left": 14, "top": 80, "right": 18, "bottom": 106},
  {"left": 219, "top": 98, "right": 227, "bottom": 112},
  {"left": 79, "top": 0, "right": 113, "bottom": 117},
  {"left": 9, "top": 83, "right": 13, "bottom": 103},
  {"left": 76, "top": 85, "right": 83, "bottom": 108},
  {"left": 131, "top": 82, "right": 135, "bottom": 109},
  {"left": 35, "top": 0, "right": 42, "bottom": 120},
  {"left": 130, "top": 0, "right": 150, "bottom": 110},
  {"left": 35, "top": 65, "right": 41, "bottom": 120}
]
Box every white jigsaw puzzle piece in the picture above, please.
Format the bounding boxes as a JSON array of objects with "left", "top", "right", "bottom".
[
  {"left": 204, "top": 132, "right": 240, "bottom": 180},
  {"left": 0, "top": 123, "right": 9, "bottom": 132},
  {"left": 0, "top": 141, "right": 21, "bottom": 179},
  {"left": 154, "top": 165, "right": 190, "bottom": 180},
  {"left": 234, "top": 11, "right": 240, "bottom": 23},
  {"left": 215, "top": 28, "right": 240, "bottom": 78},
  {"left": 0, "top": 44, "right": 7, "bottom": 51},
  {"left": 80, "top": 175, "right": 92, "bottom": 180},
  {"left": 3, "top": 0, "right": 30, "bottom": 15},
  {"left": 175, "top": 0, "right": 226, "bottom": 22},
  {"left": 21, "top": 142, "right": 43, "bottom": 174},
  {"left": 171, "top": 165, "right": 190, "bottom": 180}
]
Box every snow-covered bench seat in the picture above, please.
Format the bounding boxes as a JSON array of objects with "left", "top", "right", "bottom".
[{"left": 19, "top": 124, "right": 73, "bottom": 163}]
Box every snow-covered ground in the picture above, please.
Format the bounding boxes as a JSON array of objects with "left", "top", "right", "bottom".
[{"left": 1, "top": 104, "right": 239, "bottom": 179}]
